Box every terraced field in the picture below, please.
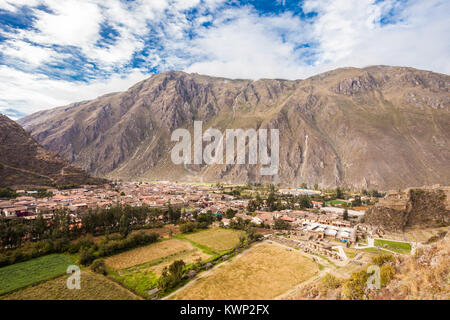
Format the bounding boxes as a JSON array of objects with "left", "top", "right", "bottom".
[
  {"left": 0, "top": 254, "right": 75, "bottom": 296},
  {"left": 105, "top": 239, "right": 194, "bottom": 269},
  {"left": 1, "top": 271, "right": 139, "bottom": 300},
  {"left": 106, "top": 238, "right": 212, "bottom": 298}
]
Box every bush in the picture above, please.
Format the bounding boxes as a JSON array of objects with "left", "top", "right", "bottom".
[
  {"left": 322, "top": 273, "right": 341, "bottom": 289},
  {"left": 79, "top": 247, "right": 96, "bottom": 266},
  {"left": 380, "top": 264, "right": 395, "bottom": 287},
  {"left": 371, "top": 254, "right": 395, "bottom": 267},
  {"left": 91, "top": 259, "right": 107, "bottom": 275},
  {"left": 179, "top": 222, "right": 197, "bottom": 233},
  {"left": 343, "top": 270, "right": 370, "bottom": 300}
]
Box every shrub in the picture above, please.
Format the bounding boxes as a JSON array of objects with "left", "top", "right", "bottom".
[
  {"left": 79, "top": 247, "right": 96, "bottom": 266},
  {"left": 343, "top": 270, "right": 370, "bottom": 300},
  {"left": 91, "top": 259, "right": 107, "bottom": 275},
  {"left": 322, "top": 273, "right": 341, "bottom": 289},
  {"left": 371, "top": 254, "right": 395, "bottom": 267},
  {"left": 179, "top": 222, "right": 197, "bottom": 233},
  {"left": 380, "top": 264, "right": 396, "bottom": 287}
]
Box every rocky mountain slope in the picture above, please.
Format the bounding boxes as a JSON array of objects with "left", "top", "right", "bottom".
[
  {"left": 0, "top": 114, "right": 104, "bottom": 188},
  {"left": 364, "top": 186, "right": 450, "bottom": 231},
  {"left": 18, "top": 66, "right": 450, "bottom": 189}
]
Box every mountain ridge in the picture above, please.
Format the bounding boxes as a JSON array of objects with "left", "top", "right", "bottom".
[
  {"left": 18, "top": 65, "right": 450, "bottom": 190},
  {"left": 0, "top": 114, "right": 105, "bottom": 188}
]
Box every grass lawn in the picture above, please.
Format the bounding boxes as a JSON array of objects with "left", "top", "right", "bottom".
[
  {"left": 171, "top": 243, "right": 318, "bottom": 300},
  {"left": 374, "top": 239, "right": 412, "bottom": 254},
  {"left": 182, "top": 228, "right": 244, "bottom": 253},
  {"left": 1, "top": 271, "right": 139, "bottom": 300},
  {"left": 0, "top": 254, "right": 75, "bottom": 296},
  {"left": 361, "top": 247, "right": 392, "bottom": 254},
  {"left": 105, "top": 239, "right": 194, "bottom": 270},
  {"left": 325, "top": 200, "right": 348, "bottom": 205}
]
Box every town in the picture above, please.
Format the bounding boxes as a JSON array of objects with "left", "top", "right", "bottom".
[
  {"left": 0, "top": 182, "right": 380, "bottom": 261},
  {"left": 1, "top": 182, "right": 447, "bottom": 300}
]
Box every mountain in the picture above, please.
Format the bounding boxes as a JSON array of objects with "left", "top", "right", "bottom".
[
  {"left": 0, "top": 114, "right": 104, "bottom": 188},
  {"left": 18, "top": 66, "right": 450, "bottom": 190}
]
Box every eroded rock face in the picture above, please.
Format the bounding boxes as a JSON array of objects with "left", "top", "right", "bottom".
[
  {"left": 365, "top": 186, "right": 450, "bottom": 231},
  {"left": 18, "top": 66, "right": 450, "bottom": 189},
  {"left": 0, "top": 114, "right": 104, "bottom": 188}
]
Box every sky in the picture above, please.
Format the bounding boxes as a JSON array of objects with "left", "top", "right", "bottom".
[{"left": 0, "top": 0, "right": 449, "bottom": 118}]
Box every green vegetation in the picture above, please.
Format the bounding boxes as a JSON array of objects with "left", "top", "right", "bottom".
[
  {"left": 90, "top": 259, "right": 107, "bottom": 275},
  {"left": 342, "top": 253, "right": 396, "bottom": 300},
  {"left": 0, "top": 254, "right": 75, "bottom": 296},
  {"left": 374, "top": 239, "right": 412, "bottom": 254},
  {"left": 321, "top": 273, "right": 341, "bottom": 289},
  {"left": 0, "top": 188, "right": 18, "bottom": 199},
  {"left": 325, "top": 200, "right": 348, "bottom": 206}
]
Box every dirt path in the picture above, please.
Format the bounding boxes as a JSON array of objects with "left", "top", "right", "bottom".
[{"left": 0, "top": 161, "right": 56, "bottom": 183}]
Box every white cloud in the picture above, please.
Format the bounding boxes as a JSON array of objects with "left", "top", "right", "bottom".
[
  {"left": 0, "top": 39, "right": 64, "bottom": 66},
  {"left": 0, "top": 65, "right": 148, "bottom": 115},
  {"left": 0, "top": 0, "right": 448, "bottom": 116},
  {"left": 301, "top": 0, "right": 450, "bottom": 74}
]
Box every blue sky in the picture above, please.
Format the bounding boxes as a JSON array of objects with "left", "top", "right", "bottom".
[{"left": 0, "top": 0, "right": 449, "bottom": 118}]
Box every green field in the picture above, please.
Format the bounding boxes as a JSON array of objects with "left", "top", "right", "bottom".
[
  {"left": 374, "top": 239, "right": 412, "bottom": 254},
  {"left": 0, "top": 254, "right": 75, "bottom": 296},
  {"left": 325, "top": 200, "right": 349, "bottom": 206}
]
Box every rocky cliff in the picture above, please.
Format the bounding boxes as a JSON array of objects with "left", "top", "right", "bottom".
[
  {"left": 18, "top": 66, "right": 450, "bottom": 189},
  {"left": 0, "top": 114, "right": 104, "bottom": 188},
  {"left": 364, "top": 186, "right": 450, "bottom": 231}
]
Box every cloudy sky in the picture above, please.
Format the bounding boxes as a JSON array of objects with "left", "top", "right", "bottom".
[{"left": 0, "top": 0, "right": 449, "bottom": 118}]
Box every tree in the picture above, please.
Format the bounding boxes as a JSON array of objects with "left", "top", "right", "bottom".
[
  {"left": 119, "top": 213, "right": 130, "bottom": 238},
  {"left": 299, "top": 195, "right": 312, "bottom": 209},
  {"left": 247, "top": 200, "right": 257, "bottom": 213},
  {"left": 225, "top": 208, "right": 236, "bottom": 219},
  {"left": 158, "top": 260, "right": 186, "bottom": 290},
  {"left": 91, "top": 259, "right": 107, "bottom": 275},
  {"left": 179, "top": 222, "right": 196, "bottom": 233},
  {"left": 335, "top": 187, "right": 344, "bottom": 199},
  {"left": 274, "top": 219, "right": 290, "bottom": 230},
  {"left": 266, "top": 191, "right": 277, "bottom": 211},
  {"left": 0, "top": 188, "right": 18, "bottom": 199},
  {"left": 79, "top": 247, "right": 96, "bottom": 266},
  {"left": 168, "top": 204, "right": 181, "bottom": 223},
  {"left": 169, "top": 260, "right": 186, "bottom": 282},
  {"left": 343, "top": 209, "right": 349, "bottom": 221},
  {"left": 352, "top": 196, "right": 362, "bottom": 207}
]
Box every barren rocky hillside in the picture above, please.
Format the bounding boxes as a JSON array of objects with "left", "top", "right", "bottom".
[
  {"left": 0, "top": 114, "right": 104, "bottom": 188},
  {"left": 364, "top": 186, "right": 450, "bottom": 231},
  {"left": 19, "top": 66, "right": 450, "bottom": 189}
]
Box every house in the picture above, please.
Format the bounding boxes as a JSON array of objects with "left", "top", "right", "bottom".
[
  {"left": 312, "top": 201, "right": 323, "bottom": 208},
  {"left": 252, "top": 212, "right": 275, "bottom": 225}
]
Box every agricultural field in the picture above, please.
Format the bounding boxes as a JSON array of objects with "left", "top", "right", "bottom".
[
  {"left": 0, "top": 254, "right": 75, "bottom": 296},
  {"left": 182, "top": 227, "right": 244, "bottom": 253},
  {"left": 1, "top": 271, "right": 139, "bottom": 300},
  {"left": 105, "top": 239, "right": 194, "bottom": 269},
  {"left": 106, "top": 238, "right": 211, "bottom": 298},
  {"left": 374, "top": 239, "right": 412, "bottom": 254},
  {"left": 171, "top": 242, "right": 319, "bottom": 300}
]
